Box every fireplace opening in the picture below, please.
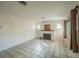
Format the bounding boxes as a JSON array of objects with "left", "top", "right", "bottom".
[{"left": 43, "top": 33, "right": 51, "bottom": 40}]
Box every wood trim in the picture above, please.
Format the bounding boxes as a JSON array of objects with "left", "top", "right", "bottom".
[
  {"left": 41, "top": 30, "right": 54, "bottom": 31},
  {"left": 71, "top": 8, "right": 78, "bottom": 52},
  {"left": 64, "top": 20, "right": 66, "bottom": 38}
]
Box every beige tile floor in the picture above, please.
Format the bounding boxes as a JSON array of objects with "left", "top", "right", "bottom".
[{"left": 0, "top": 39, "right": 79, "bottom": 58}]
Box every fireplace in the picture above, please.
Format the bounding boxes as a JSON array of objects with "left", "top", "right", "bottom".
[
  {"left": 40, "top": 24, "right": 54, "bottom": 40},
  {"left": 43, "top": 33, "right": 51, "bottom": 40}
]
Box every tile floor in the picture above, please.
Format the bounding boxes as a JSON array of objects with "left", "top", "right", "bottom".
[{"left": 0, "top": 39, "right": 79, "bottom": 58}]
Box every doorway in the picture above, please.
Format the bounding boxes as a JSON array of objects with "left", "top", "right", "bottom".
[{"left": 66, "top": 19, "right": 71, "bottom": 49}]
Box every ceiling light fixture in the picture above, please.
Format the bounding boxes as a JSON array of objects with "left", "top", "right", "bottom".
[
  {"left": 19, "top": 1, "right": 27, "bottom": 6},
  {"left": 41, "top": 17, "right": 45, "bottom": 19}
]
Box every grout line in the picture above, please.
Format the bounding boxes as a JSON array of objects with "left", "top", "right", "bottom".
[{"left": 5, "top": 51, "right": 14, "bottom": 58}]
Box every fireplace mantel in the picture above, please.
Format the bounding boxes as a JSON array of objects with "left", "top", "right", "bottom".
[{"left": 40, "top": 30, "right": 54, "bottom": 32}]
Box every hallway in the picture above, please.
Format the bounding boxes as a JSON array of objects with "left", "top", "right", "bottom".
[{"left": 0, "top": 39, "right": 79, "bottom": 58}]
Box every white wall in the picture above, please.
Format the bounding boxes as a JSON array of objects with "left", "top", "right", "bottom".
[
  {"left": 0, "top": 13, "right": 36, "bottom": 51},
  {"left": 0, "top": 2, "right": 36, "bottom": 51}
]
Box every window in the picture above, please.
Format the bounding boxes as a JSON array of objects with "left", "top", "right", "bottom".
[
  {"left": 37, "top": 24, "right": 40, "bottom": 30},
  {"left": 57, "top": 24, "right": 62, "bottom": 29}
]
